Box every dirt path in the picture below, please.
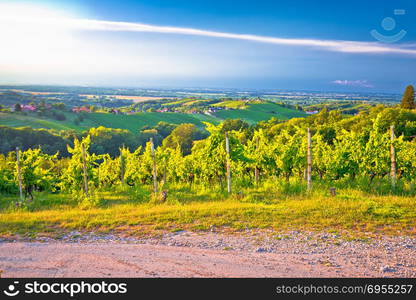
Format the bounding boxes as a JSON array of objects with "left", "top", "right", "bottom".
[{"left": 1, "top": 231, "right": 415, "bottom": 277}]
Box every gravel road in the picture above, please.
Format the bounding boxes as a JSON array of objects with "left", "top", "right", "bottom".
[{"left": 1, "top": 230, "right": 415, "bottom": 277}]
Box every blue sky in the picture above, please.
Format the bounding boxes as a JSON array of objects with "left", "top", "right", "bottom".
[{"left": 0, "top": 0, "right": 415, "bottom": 92}]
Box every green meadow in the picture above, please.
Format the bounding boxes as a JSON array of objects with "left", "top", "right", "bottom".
[
  {"left": 0, "top": 102, "right": 305, "bottom": 132},
  {"left": 213, "top": 102, "right": 306, "bottom": 124}
]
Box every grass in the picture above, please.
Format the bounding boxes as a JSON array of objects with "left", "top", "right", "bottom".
[
  {"left": 214, "top": 103, "right": 306, "bottom": 124},
  {"left": 84, "top": 112, "right": 219, "bottom": 131},
  {"left": 0, "top": 112, "right": 219, "bottom": 132},
  {"left": 213, "top": 100, "right": 247, "bottom": 109},
  {"left": 1, "top": 180, "right": 415, "bottom": 239},
  {"left": 0, "top": 112, "right": 93, "bottom": 131},
  {"left": 0, "top": 102, "right": 305, "bottom": 132}
]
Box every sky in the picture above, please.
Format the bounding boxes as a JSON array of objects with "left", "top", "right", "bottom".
[{"left": 0, "top": 0, "right": 415, "bottom": 93}]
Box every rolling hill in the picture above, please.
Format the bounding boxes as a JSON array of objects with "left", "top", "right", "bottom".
[
  {"left": 212, "top": 102, "right": 306, "bottom": 123},
  {"left": 0, "top": 101, "right": 306, "bottom": 132}
]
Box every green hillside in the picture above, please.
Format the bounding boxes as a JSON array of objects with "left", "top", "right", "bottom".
[
  {"left": 84, "top": 112, "right": 219, "bottom": 131},
  {"left": 0, "top": 102, "right": 305, "bottom": 132},
  {"left": 213, "top": 100, "right": 247, "bottom": 109},
  {"left": 303, "top": 101, "right": 373, "bottom": 115},
  {"left": 0, "top": 112, "right": 219, "bottom": 132},
  {"left": 0, "top": 112, "right": 93, "bottom": 131},
  {"left": 213, "top": 102, "right": 306, "bottom": 124}
]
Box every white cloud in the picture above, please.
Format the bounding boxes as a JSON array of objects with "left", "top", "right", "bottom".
[
  {"left": 0, "top": 3, "right": 414, "bottom": 87},
  {"left": 0, "top": 4, "right": 415, "bottom": 56},
  {"left": 332, "top": 80, "right": 374, "bottom": 88},
  {"left": 75, "top": 19, "right": 416, "bottom": 55}
]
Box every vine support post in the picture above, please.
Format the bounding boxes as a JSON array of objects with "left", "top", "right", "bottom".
[
  {"left": 16, "top": 147, "right": 24, "bottom": 202},
  {"left": 81, "top": 143, "right": 89, "bottom": 197},
  {"left": 225, "top": 132, "right": 232, "bottom": 194},
  {"left": 254, "top": 136, "right": 260, "bottom": 185},
  {"left": 390, "top": 125, "right": 397, "bottom": 189},
  {"left": 307, "top": 128, "right": 312, "bottom": 192},
  {"left": 120, "top": 147, "right": 125, "bottom": 185},
  {"left": 150, "top": 138, "right": 158, "bottom": 194}
]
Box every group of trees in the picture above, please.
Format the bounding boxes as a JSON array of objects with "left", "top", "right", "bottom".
[
  {"left": 0, "top": 126, "right": 70, "bottom": 156},
  {"left": 401, "top": 85, "right": 415, "bottom": 110},
  {"left": 0, "top": 121, "right": 208, "bottom": 158},
  {"left": 1, "top": 104, "right": 416, "bottom": 199}
]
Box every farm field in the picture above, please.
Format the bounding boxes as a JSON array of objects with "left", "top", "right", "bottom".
[
  {"left": 213, "top": 102, "right": 306, "bottom": 123},
  {"left": 0, "top": 102, "right": 305, "bottom": 131},
  {"left": 0, "top": 111, "right": 219, "bottom": 132},
  {"left": 0, "top": 112, "right": 93, "bottom": 131},
  {"left": 84, "top": 112, "right": 219, "bottom": 131}
]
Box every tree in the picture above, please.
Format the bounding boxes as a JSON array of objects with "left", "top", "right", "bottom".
[
  {"left": 221, "top": 119, "right": 249, "bottom": 133},
  {"left": 163, "top": 124, "right": 206, "bottom": 155},
  {"left": 401, "top": 85, "right": 415, "bottom": 109},
  {"left": 0, "top": 126, "right": 70, "bottom": 156},
  {"left": 88, "top": 126, "right": 139, "bottom": 157},
  {"left": 138, "top": 129, "right": 163, "bottom": 148},
  {"left": 154, "top": 122, "right": 177, "bottom": 138},
  {"left": 52, "top": 102, "right": 66, "bottom": 110},
  {"left": 14, "top": 103, "right": 22, "bottom": 112}
]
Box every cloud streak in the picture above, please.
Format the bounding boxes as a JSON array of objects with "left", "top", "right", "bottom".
[
  {"left": 332, "top": 80, "right": 374, "bottom": 88},
  {"left": 2, "top": 14, "right": 416, "bottom": 56}
]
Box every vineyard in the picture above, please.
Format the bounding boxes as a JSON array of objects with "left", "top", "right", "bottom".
[
  {"left": 2, "top": 2, "right": 416, "bottom": 279},
  {"left": 1, "top": 106, "right": 416, "bottom": 236}
]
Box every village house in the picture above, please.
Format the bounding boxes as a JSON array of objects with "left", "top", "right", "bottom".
[
  {"left": 72, "top": 106, "right": 91, "bottom": 113},
  {"left": 11, "top": 104, "right": 37, "bottom": 112},
  {"left": 22, "top": 104, "right": 37, "bottom": 112}
]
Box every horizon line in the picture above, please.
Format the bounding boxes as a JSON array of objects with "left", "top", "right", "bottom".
[{"left": 0, "top": 82, "right": 404, "bottom": 95}]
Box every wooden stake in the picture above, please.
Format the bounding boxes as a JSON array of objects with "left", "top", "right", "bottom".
[
  {"left": 390, "top": 125, "right": 397, "bottom": 189},
  {"left": 150, "top": 138, "right": 158, "bottom": 194},
  {"left": 225, "top": 132, "right": 232, "bottom": 194},
  {"left": 307, "top": 128, "right": 312, "bottom": 192},
  {"left": 81, "top": 143, "right": 89, "bottom": 197},
  {"left": 120, "top": 150, "right": 125, "bottom": 185},
  {"left": 163, "top": 166, "right": 167, "bottom": 186},
  {"left": 254, "top": 136, "right": 259, "bottom": 185},
  {"left": 16, "top": 147, "right": 24, "bottom": 202}
]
